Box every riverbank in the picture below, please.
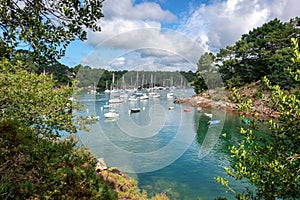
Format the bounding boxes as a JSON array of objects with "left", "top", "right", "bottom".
[{"left": 174, "top": 83, "right": 280, "bottom": 119}]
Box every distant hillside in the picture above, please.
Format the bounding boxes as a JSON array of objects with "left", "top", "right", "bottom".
[{"left": 73, "top": 65, "right": 195, "bottom": 89}]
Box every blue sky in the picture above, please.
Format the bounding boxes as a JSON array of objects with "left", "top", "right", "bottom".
[{"left": 60, "top": 0, "right": 300, "bottom": 71}]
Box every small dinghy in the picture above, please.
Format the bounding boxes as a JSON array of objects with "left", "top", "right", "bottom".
[
  {"left": 184, "top": 108, "right": 190, "bottom": 112},
  {"left": 204, "top": 113, "right": 213, "bottom": 118},
  {"left": 130, "top": 108, "right": 141, "bottom": 113},
  {"left": 208, "top": 120, "right": 221, "bottom": 125}
]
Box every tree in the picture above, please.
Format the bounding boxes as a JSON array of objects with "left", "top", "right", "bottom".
[
  {"left": 0, "top": 57, "right": 119, "bottom": 199},
  {"left": 0, "top": 59, "right": 76, "bottom": 137},
  {"left": 0, "top": 0, "right": 104, "bottom": 63},
  {"left": 217, "top": 17, "right": 300, "bottom": 89},
  {"left": 0, "top": 59, "right": 170, "bottom": 199},
  {"left": 193, "top": 52, "right": 223, "bottom": 93},
  {"left": 216, "top": 38, "right": 300, "bottom": 199}
]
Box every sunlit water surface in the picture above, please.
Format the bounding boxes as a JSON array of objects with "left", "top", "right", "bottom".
[{"left": 76, "top": 88, "right": 253, "bottom": 200}]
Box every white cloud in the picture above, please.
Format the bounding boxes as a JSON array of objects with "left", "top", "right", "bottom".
[
  {"left": 81, "top": 0, "right": 300, "bottom": 71},
  {"left": 82, "top": 0, "right": 204, "bottom": 71},
  {"left": 102, "top": 0, "right": 176, "bottom": 22},
  {"left": 83, "top": 45, "right": 197, "bottom": 72},
  {"left": 87, "top": 0, "right": 176, "bottom": 46},
  {"left": 178, "top": 0, "right": 300, "bottom": 51}
]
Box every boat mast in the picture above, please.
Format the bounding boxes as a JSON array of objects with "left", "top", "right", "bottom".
[
  {"left": 111, "top": 72, "right": 115, "bottom": 91},
  {"left": 122, "top": 75, "right": 125, "bottom": 90},
  {"left": 142, "top": 73, "right": 144, "bottom": 89},
  {"left": 150, "top": 74, "right": 153, "bottom": 89},
  {"left": 136, "top": 71, "right": 139, "bottom": 89}
]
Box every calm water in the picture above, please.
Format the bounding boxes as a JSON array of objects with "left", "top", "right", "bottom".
[{"left": 75, "top": 88, "right": 252, "bottom": 200}]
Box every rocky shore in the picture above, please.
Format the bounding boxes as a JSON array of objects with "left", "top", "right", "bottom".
[
  {"left": 174, "top": 88, "right": 280, "bottom": 119},
  {"left": 95, "top": 158, "right": 169, "bottom": 200}
]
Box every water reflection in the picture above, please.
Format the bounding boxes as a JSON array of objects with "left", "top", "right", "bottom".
[{"left": 77, "top": 89, "right": 252, "bottom": 199}]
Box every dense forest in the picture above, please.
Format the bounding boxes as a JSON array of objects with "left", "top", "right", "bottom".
[{"left": 74, "top": 64, "right": 195, "bottom": 89}]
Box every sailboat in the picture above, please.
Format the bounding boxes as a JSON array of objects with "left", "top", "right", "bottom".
[
  {"left": 104, "top": 80, "right": 110, "bottom": 93},
  {"left": 90, "top": 82, "right": 97, "bottom": 94},
  {"left": 109, "top": 73, "right": 123, "bottom": 103}
]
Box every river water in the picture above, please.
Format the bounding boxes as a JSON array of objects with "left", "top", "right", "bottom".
[{"left": 75, "top": 88, "right": 251, "bottom": 200}]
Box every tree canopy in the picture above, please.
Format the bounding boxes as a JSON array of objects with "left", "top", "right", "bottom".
[
  {"left": 0, "top": 2, "right": 170, "bottom": 199},
  {"left": 193, "top": 17, "right": 300, "bottom": 93},
  {"left": 0, "top": 59, "right": 76, "bottom": 137},
  {"left": 0, "top": 0, "right": 104, "bottom": 63},
  {"left": 217, "top": 17, "right": 300, "bottom": 90},
  {"left": 216, "top": 38, "right": 300, "bottom": 199}
]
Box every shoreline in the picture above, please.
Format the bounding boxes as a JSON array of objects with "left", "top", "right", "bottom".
[{"left": 174, "top": 90, "right": 280, "bottom": 119}]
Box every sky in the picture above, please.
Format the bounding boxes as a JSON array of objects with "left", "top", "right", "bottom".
[{"left": 59, "top": 0, "right": 300, "bottom": 71}]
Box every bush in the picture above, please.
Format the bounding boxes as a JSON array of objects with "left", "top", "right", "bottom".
[{"left": 0, "top": 119, "right": 118, "bottom": 200}]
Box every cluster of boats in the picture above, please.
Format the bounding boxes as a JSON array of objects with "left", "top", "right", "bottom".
[
  {"left": 85, "top": 89, "right": 221, "bottom": 126},
  {"left": 100, "top": 90, "right": 174, "bottom": 120}
]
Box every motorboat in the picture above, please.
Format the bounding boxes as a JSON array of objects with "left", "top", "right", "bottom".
[
  {"left": 152, "top": 93, "right": 160, "bottom": 98},
  {"left": 104, "top": 110, "right": 119, "bottom": 118},
  {"left": 103, "top": 102, "right": 112, "bottom": 109},
  {"left": 167, "top": 92, "right": 174, "bottom": 98},
  {"left": 108, "top": 98, "right": 123, "bottom": 104},
  {"left": 120, "top": 93, "right": 128, "bottom": 98},
  {"left": 130, "top": 108, "right": 141, "bottom": 113},
  {"left": 128, "top": 95, "right": 138, "bottom": 101},
  {"left": 204, "top": 113, "right": 213, "bottom": 118},
  {"left": 87, "top": 115, "right": 100, "bottom": 120},
  {"left": 103, "top": 104, "right": 112, "bottom": 109},
  {"left": 139, "top": 93, "right": 149, "bottom": 100},
  {"left": 241, "top": 118, "right": 251, "bottom": 124},
  {"left": 208, "top": 120, "right": 221, "bottom": 125},
  {"left": 148, "top": 90, "right": 160, "bottom": 98},
  {"left": 184, "top": 108, "right": 190, "bottom": 112}
]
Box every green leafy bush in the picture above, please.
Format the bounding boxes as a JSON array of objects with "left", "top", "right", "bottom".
[{"left": 0, "top": 119, "right": 118, "bottom": 199}]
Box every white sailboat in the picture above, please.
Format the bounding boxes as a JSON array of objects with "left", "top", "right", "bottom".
[
  {"left": 109, "top": 73, "right": 123, "bottom": 103},
  {"left": 104, "top": 80, "right": 110, "bottom": 93}
]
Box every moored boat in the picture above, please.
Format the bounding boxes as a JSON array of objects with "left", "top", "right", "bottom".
[
  {"left": 167, "top": 92, "right": 174, "bottom": 98},
  {"left": 208, "top": 120, "right": 221, "bottom": 125},
  {"left": 139, "top": 93, "right": 149, "bottom": 100},
  {"left": 130, "top": 108, "right": 141, "bottom": 113},
  {"left": 87, "top": 115, "right": 100, "bottom": 120},
  {"left": 104, "top": 110, "right": 119, "bottom": 118},
  {"left": 109, "top": 98, "right": 123, "bottom": 104},
  {"left": 204, "top": 113, "right": 213, "bottom": 118}
]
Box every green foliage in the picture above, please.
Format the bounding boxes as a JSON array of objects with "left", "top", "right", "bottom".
[
  {"left": 0, "top": 119, "right": 118, "bottom": 200},
  {"left": 193, "top": 52, "right": 223, "bottom": 93},
  {"left": 39, "top": 62, "right": 74, "bottom": 86},
  {"left": 0, "top": 59, "right": 75, "bottom": 137},
  {"left": 180, "top": 70, "right": 196, "bottom": 84},
  {"left": 217, "top": 17, "right": 300, "bottom": 90},
  {"left": 0, "top": 59, "right": 169, "bottom": 200},
  {"left": 0, "top": 0, "right": 104, "bottom": 63},
  {"left": 0, "top": 59, "right": 117, "bottom": 199},
  {"left": 74, "top": 66, "right": 194, "bottom": 89},
  {"left": 99, "top": 170, "right": 149, "bottom": 200},
  {"left": 218, "top": 39, "right": 300, "bottom": 199}
]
